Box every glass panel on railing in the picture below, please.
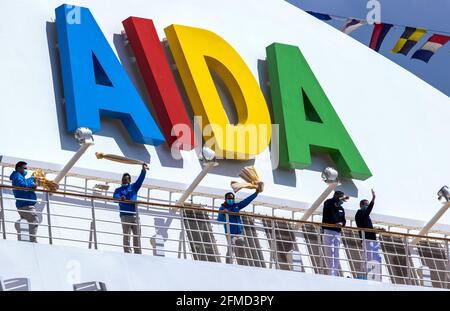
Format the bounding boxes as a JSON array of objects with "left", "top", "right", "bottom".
[
  {"left": 301, "top": 224, "right": 327, "bottom": 275},
  {"left": 262, "top": 219, "right": 301, "bottom": 271},
  {"left": 417, "top": 240, "right": 450, "bottom": 289},
  {"left": 234, "top": 216, "right": 266, "bottom": 268},
  {"left": 182, "top": 205, "right": 220, "bottom": 263},
  {"left": 379, "top": 235, "right": 419, "bottom": 286},
  {"left": 341, "top": 229, "right": 366, "bottom": 279}
]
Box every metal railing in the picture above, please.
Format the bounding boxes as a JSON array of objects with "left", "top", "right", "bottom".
[{"left": 0, "top": 184, "right": 449, "bottom": 289}]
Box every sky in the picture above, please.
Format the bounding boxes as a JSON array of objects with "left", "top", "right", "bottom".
[{"left": 286, "top": 0, "right": 450, "bottom": 97}]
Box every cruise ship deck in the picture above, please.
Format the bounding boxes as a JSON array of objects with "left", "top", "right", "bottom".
[{"left": 1, "top": 157, "right": 449, "bottom": 290}]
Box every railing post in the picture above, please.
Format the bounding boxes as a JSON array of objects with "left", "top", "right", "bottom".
[
  {"left": 45, "top": 192, "right": 53, "bottom": 245},
  {"left": 272, "top": 219, "right": 278, "bottom": 269},
  {"left": 0, "top": 167, "right": 6, "bottom": 240},
  {"left": 362, "top": 231, "right": 368, "bottom": 279},
  {"left": 88, "top": 221, "right": 94, "bottom": 249},
  {"left": 405, "top": 237, "right": 412, "bottom": 285},
  {"left": 135, "top": 206, "right": 142, "bottom": 254},
  {"left": 446, "top": 238, "right": 450, "bottom": 272},
  {"left": 0, "top": 188, "right": 7, "bottom": 240},
  {"left": 83, "top": 178, "right": 88, "bottom": 201},
  {"left": 225, "top": 213, "right": 233, "bottom": 264},
  {"left": 317, "top": 226, "right": 324, "bottom": 275},
  {"left": 90, "top": 198, "right": 98, "bottom": 250},
  {"left": 180, "top": 207, "right": 187, "bottom": 259}
]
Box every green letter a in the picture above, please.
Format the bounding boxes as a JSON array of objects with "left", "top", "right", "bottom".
[{"left": 266, "top": 43, "right": 371, "bottom": 180}]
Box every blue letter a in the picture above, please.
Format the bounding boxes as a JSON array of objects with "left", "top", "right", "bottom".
[{"left": 55, "top": 4, "right": 165, "bottom": 145}]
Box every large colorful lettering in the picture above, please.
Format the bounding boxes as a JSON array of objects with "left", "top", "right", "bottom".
[
  {"left": 266, "top": 43, "right": 372, "bottom": 180},
  {"left": 55, "top": 4, "right": 371, "bottom": 180},
  {"left": 55, "top": 4, "right": 164, "bottom": 145},
  {"left": 164, "top": 25, "right": 272, "bottom": 159},
  {"left": 122, "top": 17, "right": 195, "bottom": 150}
]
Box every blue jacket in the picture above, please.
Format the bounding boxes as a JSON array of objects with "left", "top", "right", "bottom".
[
  {"left": 113, "top": 170, "right": 146, "bottom": 217},
  {"left": 10, "top": 171, "right": 37, "bottom": 208},
  {"left": 217, "top": 191, "right": 258, "bottom": 235}
]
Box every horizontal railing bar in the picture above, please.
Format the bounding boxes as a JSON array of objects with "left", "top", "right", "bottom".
[
  {"left": 2, "top": 184, "right": 448, "bottom": 242},
  {"left": 48, "top": 225, "right": 92, "bottom": 233}
]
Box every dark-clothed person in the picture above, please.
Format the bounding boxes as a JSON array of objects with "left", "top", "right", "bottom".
[
  {"left": 321, "top": 190, "right": 348, "bottom": 276},
  {"left": 355, "top": 189, "right": 381, "bottom": 279},
  {"left": 355, "top": 189, "right": 376, "bottom": 240},
  {"left": 322, "top": 191, "right": 347, "bottom": 232}
]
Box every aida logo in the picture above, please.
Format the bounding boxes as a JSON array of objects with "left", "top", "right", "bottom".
[{"left": 55, "top": 4, "right": 371, "bottom": 180}]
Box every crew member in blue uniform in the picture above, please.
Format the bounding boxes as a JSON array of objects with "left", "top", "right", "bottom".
[
  {"left": 10, "top": 161, "right": 39, "bottom": 242},
  {"left": 217, "top": 184, "right": 263, "bottom": 263},
  {"left": 113, "top": 164, "right": 147, "bottom": 254}
]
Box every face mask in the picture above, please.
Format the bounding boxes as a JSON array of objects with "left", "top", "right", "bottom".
[
  {"left": 22, "top": 170, "right": 28, "bottom": 177},
  {"left": 337, "top": 200, "right": 344, "bottom": 206},
  {"left": 226, "top": 199, "right": 235, "bottom": 206},
  {"left": 361, "top": 204, "right": 369, "bottom": 210},
  {"left": 122, "top": 183, "right": 130, "bottom": 187}
]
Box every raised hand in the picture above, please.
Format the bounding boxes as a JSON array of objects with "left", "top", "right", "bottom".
[{"left": 256, "top": 181, "right": 264, "bottom": 193}]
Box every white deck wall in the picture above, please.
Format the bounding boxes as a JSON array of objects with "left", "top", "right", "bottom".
[{"left": 0, "top": 239, "right": 441, "bottom": 291}]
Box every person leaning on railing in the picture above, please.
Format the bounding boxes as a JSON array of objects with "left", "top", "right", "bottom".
[
  {"left": 321, "top": 190, "right": 348, "bottom": 276},
  {"left": 217, "top": 184, "right": 263, "bottom": 263},
  {"left": 113, "top": 164, "right": 147, "bottom": 254},
  {"left": 10, "top": 161, "right": 39, "bottom": 243}
]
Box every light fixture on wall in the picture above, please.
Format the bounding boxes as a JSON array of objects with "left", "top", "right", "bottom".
[
  {"left": 412, "top": 185, "right": 450, "bottom": 245},
  {"left": 74, "top": 127, "right": 94, "bottom": 145},
  {"left": 201, "top": 146, "right": 216, "bottom": 162},
  {"left": 53, "top": 127, "right": 95, "bottom": 185},
  {"left": 321, "top": 167, "right": 339, "bottom": 184},
  {"left": 437, "top": 186, "right": 450, "bottom": 202},
  {"left": 300, "top": 167, "right": 340, "bottom": 222},
  {"left": 176, "top": 146, "right": 218, "bottom": 206}
]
